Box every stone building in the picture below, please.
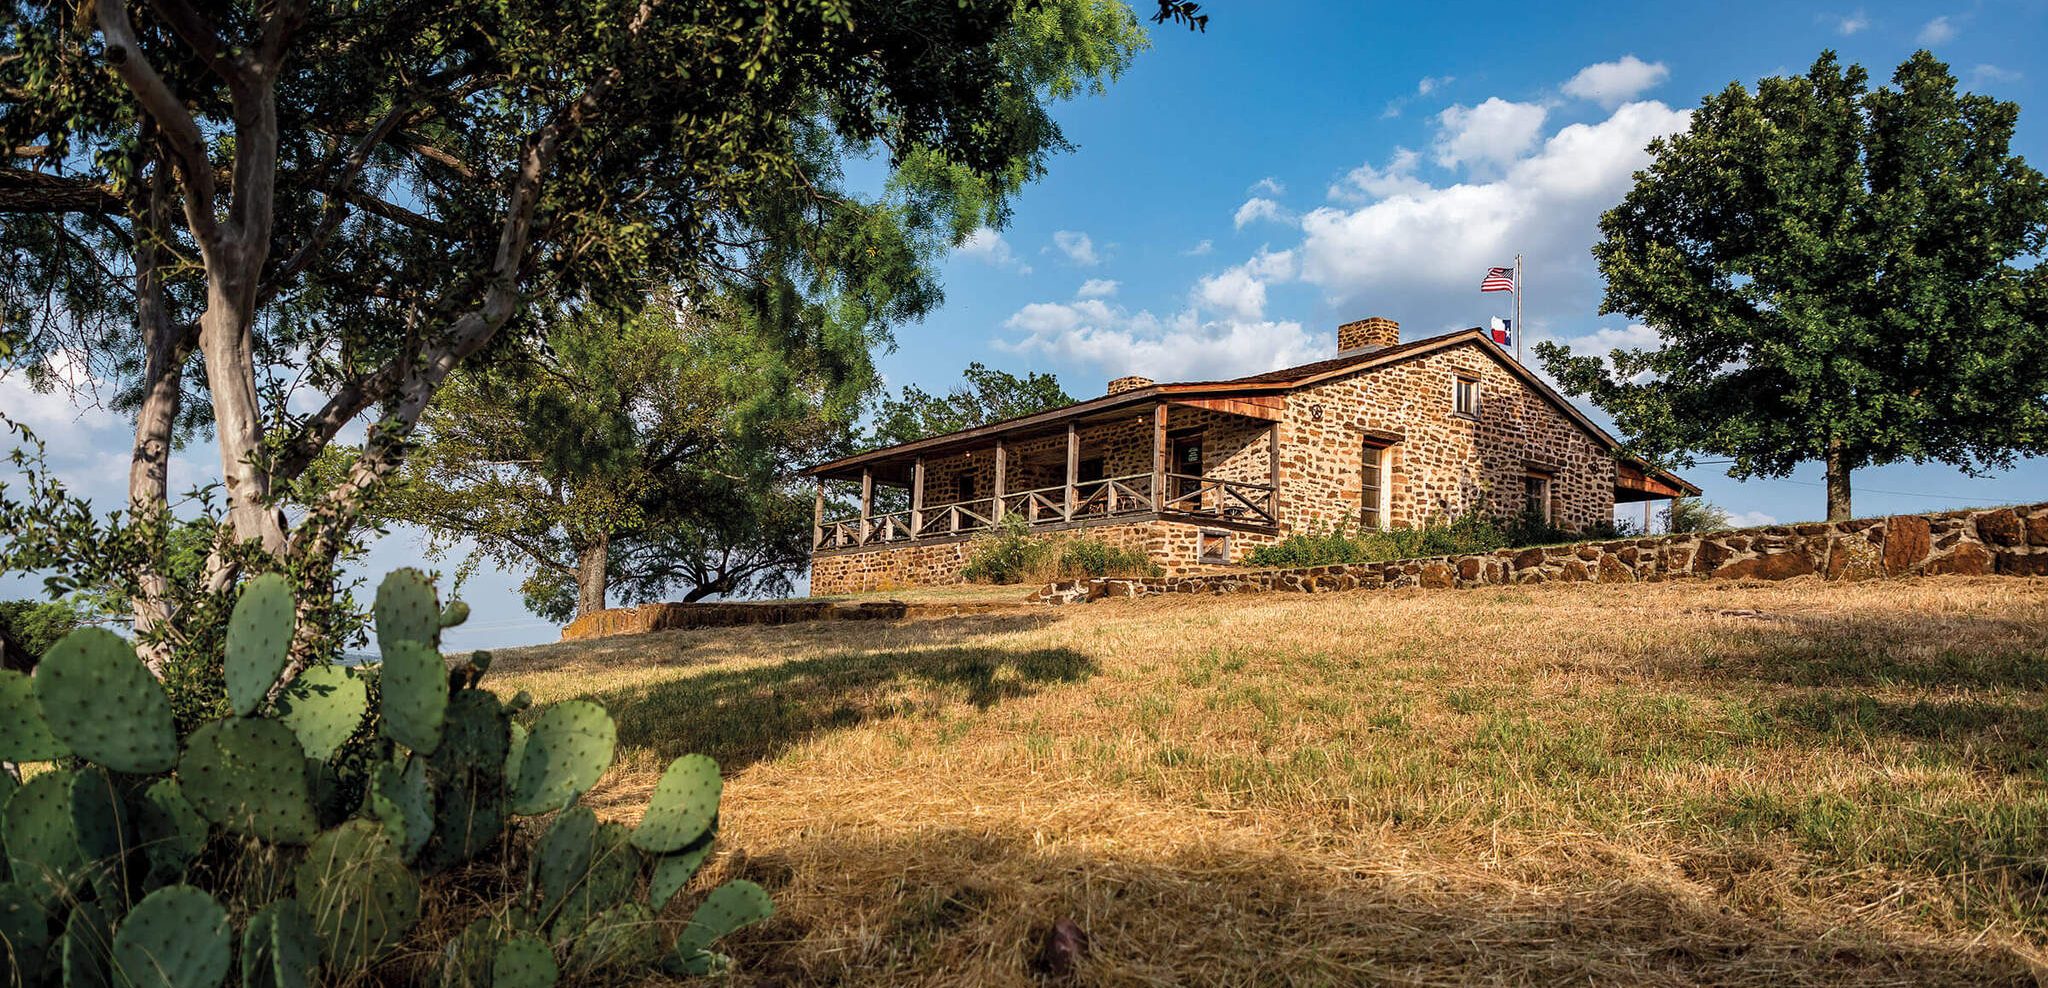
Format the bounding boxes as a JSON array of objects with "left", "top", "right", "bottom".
[{"left": 806, "top": 317, "right": 1697, "bottom": 594}]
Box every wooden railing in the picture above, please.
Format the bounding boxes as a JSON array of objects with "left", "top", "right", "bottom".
[
  {"left": 815, "top": 473, "right": 1275, "bottom": 550},
  {"left": 1160, "top": 474, "right": 1276, "bottom": 526}
]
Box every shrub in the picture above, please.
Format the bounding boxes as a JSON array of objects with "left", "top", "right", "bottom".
[
  {"left": 962, "top": 518, "right": 1160, "bottom": 584},
  {"left": 0, "top": 569, "right": 772, "bottom": 986},
  {"left": 1244, "top": 511, "right": 1543, "bottom": 569}
]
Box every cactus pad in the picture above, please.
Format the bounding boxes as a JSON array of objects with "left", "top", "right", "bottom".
[
  {"left": 134, "top": 779, "right": 208, "bottom": 885},
  {"left": 34, "top": 629, "right": 176, "bottom": 773},
  {"left": 491, "top": 934, "right": 558, "bottom": 988},
  {"left": 111, "top": 884, "right": 232, "bottom": 988},
  {"left": 294, "top": 819, "right": 421, "bottom": 971},
  {"left": 567, "top": 902, "right": 661, "bottom": 975},
  {"left": 275, "top": 665, "right": 367, "bottom": 762},
  {"left": 5, "top": 768, "right": 82, "bottom": 904},
  {"left": 225, "top": 573, "right": 297, "bottom": 717},
  {"left": 531, "top": 804, "right": 596, "bottom": 923},
  {"left": 367, "top": 758, "right": 434, "bottom": 863},
  {"left": 69, "top": 768, "right": 134, "bottom": 909},
  {"left": 179, "top": 718, "right": 318, "bottom": 845},
  {"left": 60, "top": 899, "right": 113, "bottom": 988},
  {"left": 631, "top": 754, "right": 720, "bottom": 854},
  {"left": 0, "top": 881, "right": 50, "bottom": 981},
  {"left": 664, "top": 880, "right": 774, "bottom": 975},
  {"left": 439, "top": 600, "right": 471, "bottom": 630},
  {"left": 648, "top": 841, "right": 713, "bottom": 912},
  {"left": 241, "top": 897, "right": 318, "bottom": 988},
  {"left": 504, "top": 722, "right": 529, "bottom": 783},
  {"left": 378, "top": 640, "right": 447, "bottom": 755},
  {"left": 0, "top": 669, "right": 67, "bottom": 763},
  {"left": 507, "top": 701, "right": 615, "bottom": 816},
  {"left": 547, "top": 821, "right": 638, "bottom": 940},
  {"left": 416, "top": 691, "right": 510, "bottom": 872},
  {"left": 373, "top": 568, "right": 441, "bottom": 657}
]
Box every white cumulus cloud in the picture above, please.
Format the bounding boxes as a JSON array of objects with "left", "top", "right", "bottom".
[
  {"left": 1001, "top": 300, "right": 1319, "bottom": 383},
  {"left": 1233, "top": 196, "right": 1292, "bottom": 229},
  {"left": 1434, "top": 98, "right": 1549, "bottom": 173},
  {"left": 1917, "top": 15, "right": 1956, "bottom": 44},
  {"left": 1076, "top": 278, "right": 1120, "bottom": 299},
  {"left": 957, "top": 226, "right": 1030, "bottom": 273},
  {"left": 1298, "top": 100, "right": 1693, "bottom": 334},
  {"left": 1562, "top": 56, "right": 1671, "bottom": 109},
  {"left": 1833, "top": 9, "right": 1869, "bottom": 34},
  {"left": 1051, "top": 230, "right": 1100, "bottom": 266}
]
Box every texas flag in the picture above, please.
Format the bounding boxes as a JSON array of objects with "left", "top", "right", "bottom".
[{"left": 1489, "top": 317, "right": 1513, "bottom": 347}]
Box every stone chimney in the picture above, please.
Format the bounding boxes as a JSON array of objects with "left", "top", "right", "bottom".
[
  {"left": 1337, "top": 317, "right": 1400, "bottom": 354},
  {"left": 1106, "top": 375, "right": 1155, "bottom": 395}
]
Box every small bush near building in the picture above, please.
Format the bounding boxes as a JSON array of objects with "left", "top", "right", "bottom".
[
  {"left": 963, "top": 518, "right": 1161, "bottom": 584},
  {"left": 1244, "top": 509, "right": 1606, "bottom": 569}
]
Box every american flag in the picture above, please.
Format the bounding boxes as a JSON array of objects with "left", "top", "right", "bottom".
[{"left": 1480, "top": 266, "right": 1517, "bottom": 293}]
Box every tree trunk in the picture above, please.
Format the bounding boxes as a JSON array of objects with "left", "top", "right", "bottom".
[
  {"left": 575, "top": 538, "right": 610, "bottom": 617},
  {"left": 1825, "top": 436, "right": 1852, "bottom": 521},
  {"left": 127, "top": 157, "right": 189, "bottom": 675}
]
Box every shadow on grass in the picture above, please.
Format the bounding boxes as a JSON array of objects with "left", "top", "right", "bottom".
[
  {"left": 584, "top": 643, "right": 1096, "bottom": 772},
  {"left": 714, "top": 822, "right": 2040, "bottom": 986}
]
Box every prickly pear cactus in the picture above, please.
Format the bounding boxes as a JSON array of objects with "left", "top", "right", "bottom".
[
  {"left": 35, "top": 628, "right": 177, "bottom": 773},
  {"left": 274, "top": 664, "right": 367, "bottom": 762},
  {"left": 0, "top": 568, "right": 769, "bottom": 988},
  {"left": 112, "top": 885, "right": 232, "bottom": 988},
  {"left": 632, "top": 754, "right": 721, "bottom": 853},
  {"left": 507, "top": 700, "right": 615, "bottom": 815},
  {"left": 226, "top": 572, "right": 297, "bottom": 717},
  {"left": 180, "top": 717, "right": 319, "bottom": 845}
]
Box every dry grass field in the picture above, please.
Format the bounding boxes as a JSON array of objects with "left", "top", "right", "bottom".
[{"left": 486, "top": 576, "right": 2048, "bottom": 986}]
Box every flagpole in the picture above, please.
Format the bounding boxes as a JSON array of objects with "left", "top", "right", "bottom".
[{"left": 1513, "top": 253, "right": 1524, "bottom": 363}]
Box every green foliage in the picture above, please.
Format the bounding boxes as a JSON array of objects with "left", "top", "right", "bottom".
[
  {"left": 1244, "top": 514, "right": 1520, "bottom": 569},
  {"left": 0, "top": 570, "right": 767, "bottom": 985},
  {"left": 1665, "top": 498, "right": 1733, "bottom": 534},
  {"left": 1537, "top": 51, "right": 2048, "bottom": 518},
  {"left": 960, "top": 517, "right": 1162, "bottom": 585},
  {"left": 0, "top": 599, "right": 83, "bottom": 664},
  {"left": 868, "top": 362, "right": 1076, "bottom": 449}
]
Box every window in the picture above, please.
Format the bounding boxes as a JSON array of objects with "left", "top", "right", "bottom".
[
  {"left": 1077, "top": 457, "right": 1106, "bottom": 483},
  {"left": 1361, "top": 444, "right": 1391, "bottom": 530},
  {"left": 1524, "top": 473, "right": 1553, "bottom": 523},
  {"left": 1198, "top": 528, "right": 1231, "bottom": 564},
  {"left": 1452, "top": 375, "right": 1481, "bottom": 418},
  {"left": 1169, "top": 432, "right": 1204, "bottom": 501},
  {"left": 955, "top": 473, "right": 976, "bottom": 505}
]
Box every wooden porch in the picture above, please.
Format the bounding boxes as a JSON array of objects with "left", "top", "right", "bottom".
[{"left": 810, "top": 397, "right": 1284, "bottom": 552}]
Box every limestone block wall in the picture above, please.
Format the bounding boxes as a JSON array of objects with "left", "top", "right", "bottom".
[
  {"left": 1278, "top": 342, "right": 1616, "bottom": 534},
  {"left": 809, "top": 516, "right": 1285, "bottom": 595},
  {"left": 1030, "top": 502, "right": 2048, "bottom": 603}
]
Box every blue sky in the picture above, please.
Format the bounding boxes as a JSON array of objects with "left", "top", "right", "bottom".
[{"left": 5, "top": 0, "right": 2045, "bottom": 648}]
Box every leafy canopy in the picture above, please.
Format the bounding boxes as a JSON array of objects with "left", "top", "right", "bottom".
[{"left": 1536, "top": 51, "right": 2048, "bottom": 517}]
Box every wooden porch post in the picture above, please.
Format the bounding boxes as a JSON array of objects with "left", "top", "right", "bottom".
[
  {"left": 992, "top": 440, "right": 1007, "bottom": 523},
  {"left": 859, "top": 468, "right": 873, "bottom": 542},
  {"left": 1268, "top": 421, "right": 1281, "bottom": 521},
  {"left": 911, "top": 457, "right": 926, "bottom": 538},
  {"left": 1643, "top": 498, "right": 1653, "bottom": 534},
  {"left": 1151, "top": 403, "right": 1168, "bottom": 512},
  {"left": 1063, "top": 422, "right": 1078, "bottom": 522},
  {"left": 813, "top": 478, "right": 825, "bottom": 549}
]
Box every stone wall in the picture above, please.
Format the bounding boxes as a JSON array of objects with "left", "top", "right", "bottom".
[
  {"left": 1278, "top": 341, "right": 1617, "bottom": 534},
  {"left": 1031, "top": 502, "right": 2048, "bottom": 603},
  {"left": 810, "top": 516, "right": 1285, "bottom": 595}
]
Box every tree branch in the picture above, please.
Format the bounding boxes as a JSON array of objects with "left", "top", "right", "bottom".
[{"left": 96, "top": 0, "right": 219, "bottom": 244}]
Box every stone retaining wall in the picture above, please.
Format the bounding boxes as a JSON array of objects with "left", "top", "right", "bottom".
[{"left": 1031, "top": 502, "right": 2048, "bottom": 604}]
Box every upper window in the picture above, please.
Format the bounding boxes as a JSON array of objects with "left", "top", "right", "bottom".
[
  {"left": 1452, "top": 375, "right": 1481, "bottom": 418},
  {"left": 955, "top": 473, "right": 976, "bottom": 504}
]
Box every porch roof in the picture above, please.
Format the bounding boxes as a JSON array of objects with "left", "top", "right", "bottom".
[{"left": 807, "top": 327, "right": 1699, "bottom": 498}]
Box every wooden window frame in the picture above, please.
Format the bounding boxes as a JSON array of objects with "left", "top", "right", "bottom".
[
  {"left": 1451, "top": 374, "right": 1482, "bottom": 419},
  {"left": 1360, "top": 441, "right": 1392, "bottom": 531},
  {"left": 1523, "top": 472, "right": 1553, "bottom": 524}
]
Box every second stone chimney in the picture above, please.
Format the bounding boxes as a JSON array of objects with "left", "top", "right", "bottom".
[
  {"left": 1337, "top": 317, "right": 1400, "bottom": 354},
  {"left": 1106, "top": 375, "right": 1155, "bottom": 395}
]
